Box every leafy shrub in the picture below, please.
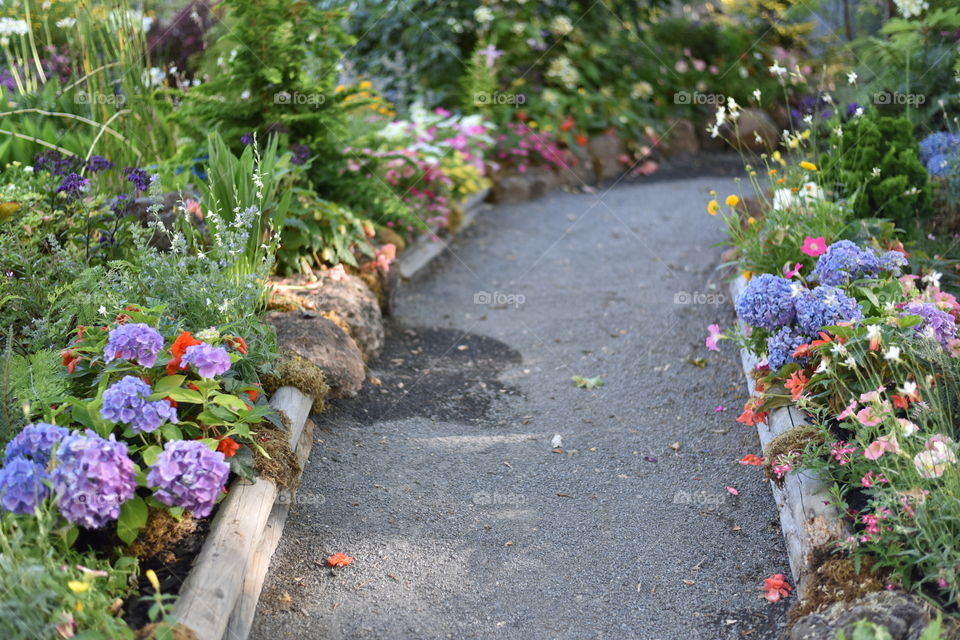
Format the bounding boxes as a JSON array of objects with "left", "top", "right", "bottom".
[{"left": 820, "top": 112, "right": 933, "bottom": 226}]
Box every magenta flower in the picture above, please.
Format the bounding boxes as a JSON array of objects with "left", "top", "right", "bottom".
[
  {"left": 801, "top": 236, "right": 828, "bottom": 257},
  {"left": 782, "top": 262, "right": 803, "bottom": 278}
]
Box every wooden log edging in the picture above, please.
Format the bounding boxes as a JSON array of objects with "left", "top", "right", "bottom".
[
  {"left": 173, "top": 385, "right": 314, "bottom": 640},
  {"left": 396, "top": 187, "right": 490, "bottom": 280},
  {"left": 729, "top": 276, "right": 851, "bottom": 600}
]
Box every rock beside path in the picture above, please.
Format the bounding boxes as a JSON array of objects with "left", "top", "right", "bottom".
[
  {"left": 298, "top": 274, "right": 385, "bottom": 361},
  {"left": 267, "top": 312, "right": 366, "bottom": 398},
  {"left": 790, "top": 592, "right": 935, "bottom": 640}
]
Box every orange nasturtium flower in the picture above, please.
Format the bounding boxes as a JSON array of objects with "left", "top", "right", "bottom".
[
  {"left": 327, "top": 552, "right": 354, "bottom": 567},
  {"left": 217, "top": 437, "right": 240, "bottom": 458},
  {"left": 167, "top": 331, "right": 202, "bottom": 375},
  {"left": 784, "top": 370, "right": 809, "bottom": 402}
]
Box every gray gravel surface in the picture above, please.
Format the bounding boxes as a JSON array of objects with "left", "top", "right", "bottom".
[{"left": 250, "top": 176, "right": 791, "bottom": 640}]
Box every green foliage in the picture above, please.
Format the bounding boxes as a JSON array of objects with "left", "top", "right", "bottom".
[
  {"left": 0, "top": 509, "right": 137, "bottom": 639},
  {"left": 277, "top": 194, "right": 374, "bottom": 274},
  {"left": 3, "top": 349, "right": 69, "bottom": 419},
  {"left": 820, "top": 112, "right": 933, "bottom": 226}
]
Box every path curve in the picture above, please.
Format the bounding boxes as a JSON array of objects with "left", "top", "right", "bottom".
[{"left": 252, "top": 176, "right": 790, "bottom": 640}]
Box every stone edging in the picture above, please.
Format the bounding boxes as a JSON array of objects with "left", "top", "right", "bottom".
[
  {"left": 173, "top": 385, "right": 314, "bottom": 640},
  {"left": 729, "top": 275, "right": 851, "bottom": 601}
]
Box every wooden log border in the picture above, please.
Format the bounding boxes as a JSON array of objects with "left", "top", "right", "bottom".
[
  {"left": 173, "top": 385, "right": 314, "bottom": 640},
  {"left": 729, "top": 276, "right": 851, "bottom": 600}
]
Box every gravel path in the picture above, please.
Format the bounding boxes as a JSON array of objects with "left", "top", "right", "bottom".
[{"left": 251, "top": 176, "right": 791, "bottom": 640}]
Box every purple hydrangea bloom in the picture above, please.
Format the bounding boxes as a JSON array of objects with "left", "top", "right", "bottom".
[
  {"left": 0, "top": 457, "right": 50, "bottom": 515},
  {"left": 147, "top": 440, "right": 230, "bottom": 518},
  {"left": 100, "top": 375, "right": 178, "bottom": 434},
  {"left": 812, "top": 240, "right": 881, "bottom": 286},
  {"left": 182, "top": 343, "right": 232, "bottom": 378},
  {"left": 734, "top": 274, "right": 796, "bottom": 331},
  {"left": 103, "top": 322, "right": 164, "bottom": 367},
  {"left": 52, "top": 431, "right": 136, "bottom": 529},
  {"left": 56, "top": 172, "right": 89, "bottom": 198},
  {"left": 124, "top": 167, "right": 151, "bottom": 192},
  {"left": 767, "top": 326, "right": 811, "bottom": 371},
  {"left": 795, "top": 285, "right": 864, "bottom": 335},
  {"left": 901, "top": 301, "right": 957, "bottom": 349},
  {"left": 85, "top": 155, "right": 114, "bottom": 173},
  {"left": 4, "top": 422, "right": 69, "bottom": 464}
]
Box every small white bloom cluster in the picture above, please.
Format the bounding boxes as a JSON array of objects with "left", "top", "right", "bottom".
[
  {"left": 546, "top": 56, "right": 579, "bottom": 89},
  {"left": 0, "top": 18, "right": 29, "bottom": 37},
  {"left": 893, "top": 0, "right": 929, "bottom": 18},
  {"left": 550, "top": 15, "right": 574, "bottom": 36}
]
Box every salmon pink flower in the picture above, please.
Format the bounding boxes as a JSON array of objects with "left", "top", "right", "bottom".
[
  {"left": 784, "top": 370, "right": 808, "bottom": 401},
  {"left": 856, "top": 407, "right": 882, "bottom": 427},
  {"left": 739, "top": 454, "right": 765, "bottom": 466},
  {"left": 837, "top": 398, "right": 858, "bottom": 420},
  {"left": 762, "top": 574, "right": 792, "bottom": 602}
]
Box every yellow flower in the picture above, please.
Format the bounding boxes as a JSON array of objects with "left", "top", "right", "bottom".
[
  {"left": 146, "top": 569, "right": 160, "bottom": 592},
  {"left": 334, "top": 85, "right": 345, "bottom": 93},
  {"left": 772, "top": 151, "right": 786, "bottom": 166},
  {"left": 67, "top": 580, "right": 89, "bottom": 593},
  {"left": 747, "top": 216, "right": 756, "bottom": 225},
  {"left": 799, "top": 161, "right": 818, "bottom": 171},
  {"left": 528, "top": 121, "right": 538, "bottom": 128},
  {"left": 707, "top": 199, "right": 719, "bottom": 216},
  {"left": 358, "top": 80, "right": 372, "bottom": 90},
  {"left": 725, "top": 195, "right": 740, "bottom": 207},
  {"left": 743, "top": 270, "right": 753, "bottom": 281}
]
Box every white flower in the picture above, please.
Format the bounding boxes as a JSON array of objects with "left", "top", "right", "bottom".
[
  {"left": 474, "top": 7, "right": 494, "bottom": 23},
  {"left": 900, "top": 381, "right": 917, "bottom": 396},
  {"left": 769, "top": 62, "right": 787, "bottom": 78},
  {"left": 790, "top": 282, "right": 806, "bottom": 298},
  {"left": 922, "top": 271, "right": 942, "bottom": 288},
  {"left": 240, "top": 89, "right": 250, "bottom": 100},
  {"left": 871, "top": 167, "right": 881, "bottom": 177},
  {"left": 773, "top": 189, "right": 797, "bottom": 211},
  {"left": 752, "top": 89, "right": 762, "bottom": 102},
  {"left": 884, "top": 345, "right": 902, "bottom": 362},
  {"left": 834, "top": 127, "right": 843, "bottom": 138},
  {"left": 754, "top": 133, "right": 763, "bottom": 145},
  {"left": 893, "top": 0, "right": 929, "bottom": 19},
  {"left": 56, "top": 17, "right": 77, "bottom": 29},
  {"left": 854, "top": 107, "right": 864, "bottom": 117},
  {"left": 0, "top": 18, "right": 29, "bottom": 36},
  {"left": 98, "top": 305, "right": 108, "bottom": 316},
  {"left": 815, "top": 358, "right": 830, "bottom": 374},
  {"left": 549, "top": 15, "right": 573, "bottom": 36},
  {"left": 847, "top": 71, "right": 858, "bottom": 85},
  {"left": 844, "top": 356, "right": 857, "bottom": 369},
  {"left": 866, "top": 325, "right": 881, "bottom": 341}
]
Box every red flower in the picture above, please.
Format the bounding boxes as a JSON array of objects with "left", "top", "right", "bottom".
[
  {"left": 245, "top": 389, "right": 259, "bottom": 402},
  {"left": 76, "top": 325, "right": 85, "bottom": 340},
  {"left": 165, "top": 396, "right": 178, "bottom": 408},
  {"left": 762, "top": 574, "right": 792, "bottom": 603},
  {"left": 792, "top": 343, "right": 811, "bottom": 359},
  {"left": 327, "top": 552, "right": 354, "bottom": 567},
  {"left": 167, "top": 331, "right": 202, "bottom": 375},
  {"left": 560, "top": 116, "right": 575, "bottom": 132},
  {"left": 739, "top": 454, "right": 765, "bottom": 466},
  {"left": 226, "top": 336, "right": 248, "bottom": 355},
  {"left": 217, "top": 436, "right": 240, "bottom": 458},
  {"left": 891, "top": 394, "right": 910, "bottom": 410},
  {"left": 575, "top": 133, "right": 588, "bottom": 146},
  {"left": 62, "top": 350, "right": 80, "bottom": 373},
  {"left": 784, "top": 371, "right": 809, "bottom": 402}
]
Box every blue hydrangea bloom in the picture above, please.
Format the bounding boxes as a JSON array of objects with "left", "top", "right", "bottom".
[
  {"left": 147, "top": 440, "right": 230, "bottom": 518},
  {"left": 901, "top": 301, "right": 956, "bottom": 349},
  {"left": 100, "top": 375, "right": 178, "bottom": 434},
  {"left": 182, "top": 343, "right": 232, "bottom": 379},
  {"left": 878, "top": 250, "right": 908, "bottom": 276},
  {"left": 735, "top": 274, "right": 796, "bottom": 330},
  {"left": 0, "top": 456, "right": 50, "bottom": 515},
  {"left": 52, "top": 431, "right": 136, "bottom": 529},
  {"left": 812, "top": 240, "right": 881, "bottom": 286},
  {"left": 767, "top": 326, "right": 810, "bottom": 371},
  {"left": 795, "top": 285, "right": 864, "bottom": 335},
  {"left": 4, "top": 422, "right": 69, "bottom": 465},
  {"left": 103, "top": 322, "right": 164, "bottom": 368},
  {"left": 919, "top": 132, "right": 960, "bottom": 177}
]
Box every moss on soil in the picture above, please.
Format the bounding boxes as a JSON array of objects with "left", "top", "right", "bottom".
[
  {"left": 376, "top": 226, "right": 406, "bottom": 253},
  {"left": 124, "top": 509, "right": 197, "bottom": 562},
  {"left": 261, "top": 349, "right": 329, "bottom": 413},
  {"left": 789, "top": 550, "right": 886, "bottom": 622},
  {"left": 763, "top": 425, "right": 823, "bottom": 484},
  {"left": 252, "top": 421, "right": 301, "bottom": 490}
]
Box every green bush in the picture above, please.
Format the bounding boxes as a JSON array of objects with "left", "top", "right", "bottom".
[{"left": 820, "top": 112, "right": 933, "bottom": 226}]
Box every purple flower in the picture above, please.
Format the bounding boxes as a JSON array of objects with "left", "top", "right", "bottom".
[
  {"left": 795, "top": 285, "right": 863, "bottom": 335},
  {"left": 767, "top": 326, "right": 810, "bottom": 371},
  {"left": 56, "top": 172, "right": 89, "bottom": 198},
  {"left": 812, "top": 240, "right": 881, "bottom": 286},
  {"left": 85, "top": 155, "right": 114, "bottom": 173},
  {"left": 147, "top": 440, "right": 229, "bottom": 518},
  {"left": 290, "top": 144, "right": 310, "bottom": 165},
  {"left": 52, "top": 431, "right": 136, "bottom": 529},
  {"left": 33, "top": 150, "right": 78, "bottom": 175},
  {"left": 240, "top": 132, "right": 254, "bottom": 146},
  {"left": 901, "top": 301, "right": 956, "bottom": 349},
  {"left": 4, "top": 422, "right": 69, "bottom": 464},
  {"left": 0, "top": 456, "right": 50, "bottom": 515},
  {"left": 734, "top": 274, "right": 796, "bottom": 330},
  {"left": 103, "top": 322, "right": 164, "bottom": 367},
  {"left": 182, "top": 343, "right": 232, "bottom": 378},
  {"left": 100, "top": 375, "right": 178, "bottom": 434},
  {"left": 879, "top": 250, "right": 908, "bottom": 276},
  {"left": 124, "top": 167, "right": 151, "bottom": 193}
]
